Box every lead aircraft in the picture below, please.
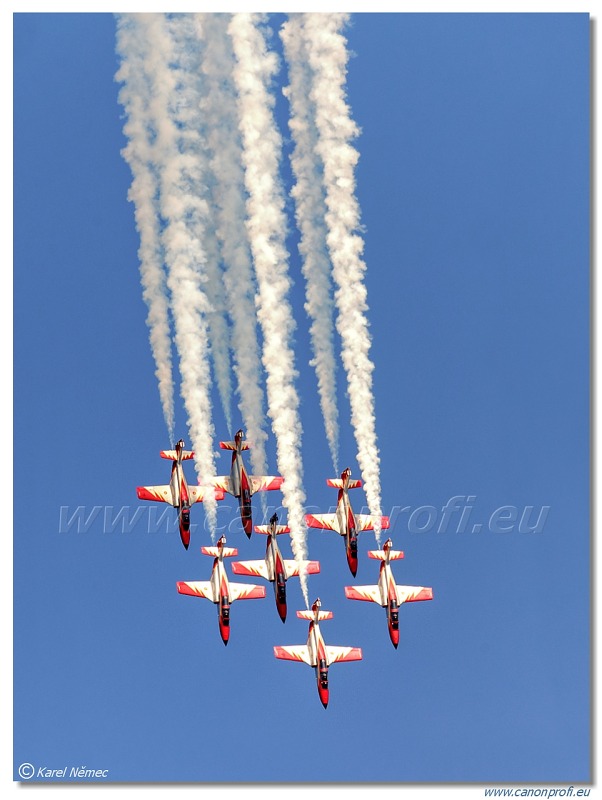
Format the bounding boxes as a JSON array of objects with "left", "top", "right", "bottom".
[
  {"left": 345, "top": 538, "right": 433, "bottom": 647},
  {"left": 211, "top": 430, "right": 283, "bottom": 537},
  {"left": 305, "top": 468, "right": 390, "bottom": 576},
  {"left": 231, "top": 513, "right": 321, "bottom": 622},
  {"left": 176, "top": 535, "right": 265, "bottom": 645},
  {"left": 136, "top": 439, "right": 224, "bottom": 550},
  {"left": 274, "top": 598, "right": 362, "bottom": 708}
]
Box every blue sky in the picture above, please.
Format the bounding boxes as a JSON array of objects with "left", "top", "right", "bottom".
[{"left": 12, "top": 9, "right": 590, "bottom": 790}]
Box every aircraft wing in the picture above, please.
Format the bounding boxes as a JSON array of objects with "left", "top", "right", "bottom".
[
  {"left": 137, "top": 485, "right": 176, "bottom": 506},
  {"left": 305, "top": 513, "right": 341, "bottom": 533},
  {"left": 231, "top": 560, "right": 270, "bottom": 580},
  {"left": 209, "top": 476, "right": 233, "bottom": 496},
  {"left": 273, "top": 645, "right": 313, "bottom": 666},
  {"left": 249, "top": 476, "right": 284, "bottom": 494},
  {"left": 354, "top": 514, "right": 391, "bottom": 532},
  {"left": 228, "top": 582, "right": 266, "bottom": 602},
  {"left": 176, "top": 581, "right": 213, "bottom": 601},
  {"left": 283, "top": 560, "right": 320, "bottom": 577},
  {"left": 396, "top": 585, "right": 434, "bottom": 604},
  {"left": 326, "top": 646, "right": 363, "bottom": 665},
  {"left": 344, "top": 585, "right": 382, "bottom": 604},
  {"left": 188, "top": 485, "right": 224, "bottom": 504}
]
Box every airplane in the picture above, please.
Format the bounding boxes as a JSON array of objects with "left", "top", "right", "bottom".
[
  {"left": 136, "top": 439, "right": 225, "bottom": 550},
  {"left": 305, "top": 468, "right": 390, "bottom": 576},
  {"left": 274, "top": 598, "right": 362, "bottom": 708},
  {"left": 176, "top": 535, "right": 266, "bottom": 645},
  {"left": 211, "top": 429, "right": 283, "bottom": 537},
  {"left": 344, "top": 538, "right": 433, "bottom": 648},
  {"left": 231, "top": 513, "right": 321, "bottom": 622}
]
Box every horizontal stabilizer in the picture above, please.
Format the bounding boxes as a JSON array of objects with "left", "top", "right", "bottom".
[
  {"left": 297, "top": 609, "right": 333, "bottom": 621},
  {"left": 274, "top": 645, "right": 313, "bottom": 665},
  {"left": 231, "top": 560, "right": 270, "bottom": 580},
  {"left": 355, "top": 514, "right": 391, "bottom": 532},
  {"left": 220, "top": 440, "right": 250, "bottom": 451},
  {"left": 254, "top": 524, "right": 290, "bottom": 535},
  {"left": 229, "top": 582, "right": 266, "bottom": 602},
  {"left": 368, "top": 548, "right": 404, "bottom": 560},
  {"left": 250, "top": 476, "right": 284, "bottom": 494},
  {"left": 326, "top": 646, "right": 363, "bottom": 665},
  {"left": 397, "top": 586, "right": 434, "bottom": 603},
  {"left": 283, "top": 560, "right": 320, "bottom": 577},
  {"left": 160, "top": 449, "right": 194, "bottom": 460},
  {"left": 327, "top": 478, "right": 362, "bottom": 489},
  {"left": 201, "top": 545, "right": 238, "bottom": 558},
  {"left": 176, "top": 581, "right": 212, "bottom": 600}
]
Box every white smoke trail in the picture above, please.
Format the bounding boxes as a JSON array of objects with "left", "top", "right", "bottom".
[
  {"left": 168, "top": 14, "right": 233, "bottom": 437},
  {"left": 197, "top": 13, "right": 270, "bottom": 488},
  {"left": 228, "top": 13, "right": 309, "bottom": 602},
  {"left": 115, "top": 14, "right": 175, "bottom": 443},
  {"left": 118, "top": 13, "right": 218, "bottom": 536},
  {"left": 299, "top": 13, "right": 383, "bottom": 542},
  {"left": 280, "top": 16, "right": 340, "bottom": 475}
]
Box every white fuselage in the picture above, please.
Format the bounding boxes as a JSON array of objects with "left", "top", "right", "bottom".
[
  {"left": 229, "top": 449, "right": 244, "bottom": 497},
  {"left": 306, "top": 620, "right": 326, "bottom": 667},
  {"left": 265, "top": 532, "right": 287, "bottom": 580},
  {"left": 377, "top": 561, "right": 397, "bottom": 607},
  {"left": 209, "top": 556, "right": 229, "bottom": 603}
]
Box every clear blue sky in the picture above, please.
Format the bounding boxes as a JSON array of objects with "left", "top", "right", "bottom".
[{"left": 13, "top": 10, "right": 590, "bottom": 787}]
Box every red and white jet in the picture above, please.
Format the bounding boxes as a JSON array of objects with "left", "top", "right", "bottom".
[
  {"left": 345, "top": 538, "right": 433, "bottom": 648},
  {"left": 136, "top": 439, "right": 224, "bottom": 550},
  {"left": 274, "top": 598, "right": 362, "bottom": 708},
  {"left": 176, "top": 535, "right": 265, "bottom": 645},
  {"left": 211, "top": 429, "right": 283, "bottom": 537},
  {"left": 305, "top": 468, "right": 390, "bottom": 576},
  {"left": 231, "top": 513, "right": 321, "bottom": 622}
]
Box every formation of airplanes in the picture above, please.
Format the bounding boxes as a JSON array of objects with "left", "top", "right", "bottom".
[{"left": 137, "top": 431, "right": 433, "bottom": 706}]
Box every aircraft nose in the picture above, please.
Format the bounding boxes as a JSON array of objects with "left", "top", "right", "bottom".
[{"left": 220, "top": 622, "right": 230, "bottom": 645}]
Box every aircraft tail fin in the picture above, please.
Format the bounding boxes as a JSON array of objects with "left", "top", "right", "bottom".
[
  {"left": 220, "top": 440, "right": 250, "bottom": 451},
  {"left": 326, "top": 478, "right": 362, "bottom": 489}
]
